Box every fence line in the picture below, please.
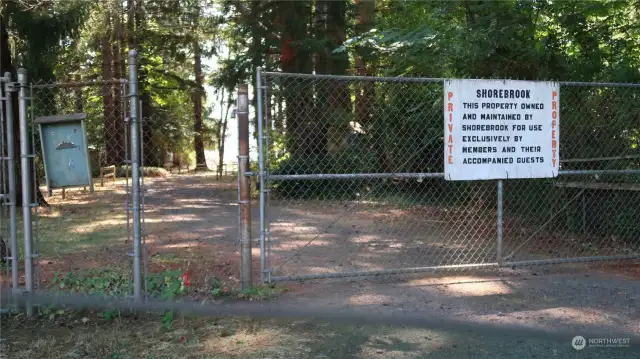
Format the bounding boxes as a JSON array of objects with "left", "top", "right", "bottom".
[{"left": 1, "top": 64, "right": 639, "bottom": 319}]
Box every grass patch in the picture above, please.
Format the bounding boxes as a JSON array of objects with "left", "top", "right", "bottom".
[
  {"left": 50, "top": 268, "right": 194, "bottom": 299},
  {"left": 115, "top": 165, "right": 170, "bottom": 178},
  {"left": 209, "top": 277, "right": 287, "bottom": 301},
  {"left": 151, "top": 252, "right": 180, "bottom": 264},
  {"left": 4, "top": 312, "right": 325, "bottom": 359},
  {"left": 3, "top": 303, "right": 451, "bottom": 359},
  {"left": 51, "top": 268, "right": 130, "bottom": 296},
  {"left": 44, "top": 268, "right": 287, "bottom": 330},
  {"left": 2, "top": 201, "right": 127, "bottom": 261}
]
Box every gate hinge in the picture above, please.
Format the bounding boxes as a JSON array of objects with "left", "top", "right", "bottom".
[{"left": 4, "top": 82, "right": 18, "bottom": 93}]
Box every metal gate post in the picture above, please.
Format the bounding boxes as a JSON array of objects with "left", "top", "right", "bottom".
[
  {"left": 238, "top": 83, "right": 252, "bottom": 290},
  {"left": 128, "top": 50, "right": 142, "bottom": 300},
  {"left": 17, "top": 68, "right": 34, "bottom": 315},
  {"left": 256, "top": 67, "right": 267, "bottom": 283},
  {"left": 497, "top": 179, "right": 504, "bottom": 267},
  {"left": 3, "top": 73, "right": 19, "bottom": 292}
]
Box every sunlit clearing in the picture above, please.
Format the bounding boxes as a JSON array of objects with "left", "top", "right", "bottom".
[
  {"left": 147, "top": 215, "right": 202, "bottom": 223},
  {"left": 163, "top": 241, "right": 208, "bottom": 249},
  {"left": 352, "top": 235, "right": 379, "bottom": 243},
  {"left": 348, "top": 293, "right": 394, "bottom": 305},
  {"left": 173, "top": 198, "right": 214, "bottom": 204},
  {"left": 272, "top": 239, "right": 333, "bottom": 250},
  {"left": 351, "top": 261, "right": 385, "bottom": 270},
  {"left": 69, "top": 218, "right": 127, "bottom": 233},
  {"left": 203, "top": 326, "right": 288, "bottom": 356},
  {"left": 435, "top": 279, "right": 512, "bottom": 297},
  {"left": 359, "top": 329, "right": 452, "bottom": 359},
  {"left": 473, "top": 306, "right": 625, "bottom": 328}
]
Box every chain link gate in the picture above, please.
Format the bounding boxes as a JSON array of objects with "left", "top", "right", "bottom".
[
  {"left": 29, "top": 75, "right": 139, "bottom": 295},
  {"left": 255, "top": 70, "right": 640, "bottom": 283}
]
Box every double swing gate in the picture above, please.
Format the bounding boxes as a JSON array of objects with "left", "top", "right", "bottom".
[
  {"left": 1, "top": 51, "right": 147, "bottom": 311},
  {"left": 253, "top": 69, "right": 640, "bottom": 283},
  {"left": 3, "top": 63, "right": 640, "bottom": 308}
]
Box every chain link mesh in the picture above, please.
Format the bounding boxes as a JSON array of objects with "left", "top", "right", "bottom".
[
  {"left": 502, "top": 84, "right": 640, "bottom": 265},
  {"left": 137, "top": 108, "right": 241, "bottom": 292},
  {"left": 29, "top": 79, "right": 133, "bottom": 294},
  {"left": 260, "top": 73, "right": 640, "bottom": 281},
  {"left": 21, "top": 76, "right": 241, "bottom": 298}
]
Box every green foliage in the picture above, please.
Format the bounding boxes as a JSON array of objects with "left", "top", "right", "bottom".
[
  {"left": 209, "top": 276, "right": 286, "bottom": 300},
  {"left": 5, "top": 0, "right": 90, "bottom": 79},
  {"left": 50, "top": 268, "right": 189, "bottom": 300},
  {"left": 102, "top": 309, "right": 120, "bottom": 321},
  {"left": 113, "top": 166, "right": 171, "bottom": 178},
  {"left": 338, "top": 1, "right": 640, "bottom": 82},
  {"left": 146, "top": 270, "right": 190, "bottom": 300},
  {"left": 51, "top": 268, "right": 129, "bottom": 296},
  {"left": 161, "top": 310, "right": 175, "bottom": 329},
  {"left": 48, "top": 268, "right": 191, "bottom": 328},
  {"left": 235, "top": 285, "right": 287, "bottom": 301}
]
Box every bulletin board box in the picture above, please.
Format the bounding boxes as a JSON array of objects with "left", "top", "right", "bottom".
[{"left": 36, "top": 113, "right": 94, "bottom": 192}]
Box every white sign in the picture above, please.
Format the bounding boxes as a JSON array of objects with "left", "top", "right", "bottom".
[{"left": 444, "top": 79, "right": 560, "bottom": 181}]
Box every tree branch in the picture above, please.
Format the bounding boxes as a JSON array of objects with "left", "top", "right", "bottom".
[
  {"left": 233, "top": 0, "right": 279, "bottom": 42},
  {"left": 464, "top": 0, "right": 476, "bottom": 27},
  {"left": 148, "top": 68, "right": 203, "bottom": 91}
]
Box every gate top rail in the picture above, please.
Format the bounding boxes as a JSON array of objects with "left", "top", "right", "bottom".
[
  {"left": 262, "top": 71, "right": 443, "bottom": 83},
  {"left": 263, "top": 71, "right": 640, "bottom": 88},
  {"left": 31, "top": 79, "right": 128, "bottom": 89}
]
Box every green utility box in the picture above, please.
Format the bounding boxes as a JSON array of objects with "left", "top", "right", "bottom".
[{"left": 36, "top": 113, "right": 94, "bottom": 193}]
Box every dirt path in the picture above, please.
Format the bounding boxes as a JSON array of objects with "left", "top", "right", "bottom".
[
  {"left": 142, "top": 174, "right": 639, "bottom": 329},
  {"left": 12, "top": 173, "right": 637, "bottom": 358}
]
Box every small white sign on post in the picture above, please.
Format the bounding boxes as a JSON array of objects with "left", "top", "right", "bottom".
[{"left": 444, "top": 79, "right": 560, "bottom": 181}]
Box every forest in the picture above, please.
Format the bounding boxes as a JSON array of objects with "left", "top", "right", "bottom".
[{"left": 2, "top": 0, "right": 640, "bottom": 238}]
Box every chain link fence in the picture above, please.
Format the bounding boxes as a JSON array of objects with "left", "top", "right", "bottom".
[
  {"left": 0, "top": 54, "right": 243, "bottom": 313},
  {"left": 3, "top": 65, "right": 639, "bottom": 301},
  {"left": 1, "top": 66, "right": 639, "bottom": 358},
  {"left": 257, "top": 71, "right": 640, "bottom": 282}
]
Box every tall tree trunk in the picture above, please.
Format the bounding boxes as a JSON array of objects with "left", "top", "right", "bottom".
[
  {"left": 280, "top": 1, "right": 313, "bottom": 158},
  {"left": 133, "top": 0, "right": 159, "bottom": 167},
  {"left": 117, "top": 1, "right": 126, "bottom": 83},
  {"left": 192, "top": 36, "right": 207, "bottom": 170},
  {"left": 327, "top": 0, "right": 350, "bottom": 110},
  {"left": 250, "top": 1, "right": 263, "bottom": 155},
  {"left": 127, "top": 0, "right": 135, "bottom": 50},
  {"left": 309, "top": 1, "right": 329, "bottom": 157},
  {"left": 0, "top": 15, "right": 48, "bottom": 206},
  {"left": 324, "top": 0, "right": 351, "bottom": 156},
  {"left": 101, "top": 15, "right": 119, "bottom": 166},
  {"left": 314, "top": 1, "right": 328, "bottom": 76},
  {"left": 110, "top": 0, "right": 126, "bottom": 165},
  {"left": 354, "top": 0, "right": 375, "bottom": 123},
  {"left": 354, "top": 0, "right": 389, "bottom": 172},
  {"left": 217, "top": 91, "right": 232, "bottom": 179},
  {"left": 214, "top": 89, "right": 223, "bottom": 179}
]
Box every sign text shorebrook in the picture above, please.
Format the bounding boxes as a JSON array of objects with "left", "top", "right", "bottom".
[{"left": 444, "top": 79, "right": 560, "bottom": 181}]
